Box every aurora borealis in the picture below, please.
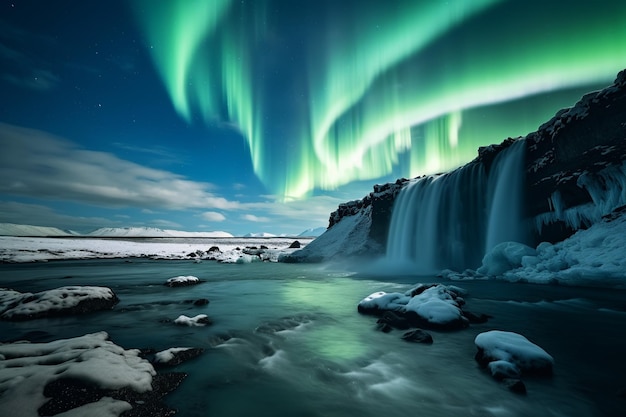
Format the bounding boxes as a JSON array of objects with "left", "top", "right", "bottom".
[
  {"left": 0, "top": 0, "right": 625, "bottom": 234},
  {"left": 135, "top": 0, "right": 626, "bottom": 199}
]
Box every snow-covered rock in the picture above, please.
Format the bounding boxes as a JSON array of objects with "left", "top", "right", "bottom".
[
  {"left": 474, "top": 330, "right": 554, "bottom": 376},
  {"left": 174, "top": 314, "right": 212, "bottom": 327},
  {"left": 0, "top": 332, "right": 155, "bottom": 417},
  {"left": 153, "top": 347, "right": 204, "bottom": 367},
  {"left": 357, "top": 284, "right": 468, "bottom": 330},
  {"left": 0, "top": 286, "right": 119, "bottom": 320},
  {"left": 164, "top": 276, "right": 201, "bottom": 288},
  {"left": 284, "top": 205, "right": 381, "bottom": 262}
]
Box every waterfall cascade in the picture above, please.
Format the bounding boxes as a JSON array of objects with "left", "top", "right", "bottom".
[{"left": 386, "top": 139, "right": 528, "bottom": 272}]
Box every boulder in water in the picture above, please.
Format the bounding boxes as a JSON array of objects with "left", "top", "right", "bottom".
[{"left": 401, "top": 329, "right": 433, "bottom": 344}]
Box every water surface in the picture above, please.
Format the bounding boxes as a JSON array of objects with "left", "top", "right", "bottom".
[{"left": 1, "top": 260, "right": 624, "bottom": 416}]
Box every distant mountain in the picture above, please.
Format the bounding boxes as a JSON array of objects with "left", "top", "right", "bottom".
[
  {"left": 298, "top": 227, "right": 326, "bottom": 237},
  {"left": 87, "top": 227, "right": 233, "bottom": 238},
  {"left": 0, "top": 223, "right": 76, "bottom": 237},
  {"left": 242, "top": 232, "right": 276, "bottom": 238}
]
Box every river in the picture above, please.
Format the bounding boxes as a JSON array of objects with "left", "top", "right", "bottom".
[{"left": 1, "top": 259, "right": 625, "bottom": 416}]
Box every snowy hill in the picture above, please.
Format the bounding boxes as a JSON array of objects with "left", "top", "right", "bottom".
[
  {"left": 242, "top": 232, "right": 277, "bottom": 238},
  {"left": 87, "top": 227, "right": 233, "bottom": 238},
  {"left": 298, "top": 227, "right": 326, "bottom": 237},
  {"left": 0, "top": 223, "right": 76, "bottom": 237}
]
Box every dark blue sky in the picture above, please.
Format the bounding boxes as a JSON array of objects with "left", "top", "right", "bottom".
[{"left": 1, "top": 0, "right": 624, "bottom": 235}]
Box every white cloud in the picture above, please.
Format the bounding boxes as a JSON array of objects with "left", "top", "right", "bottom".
[
  {"left": 0, "top": 123, "right": 241, "bottom": 211},
  {"left": 0, "top": 200, "right": 119, "bottom": 230},
  {"left": 201, "top": 211, "right": 226, "bottom": 222},
  {"left": 242, "top": 214, "right": 270, "bottom": 222}
]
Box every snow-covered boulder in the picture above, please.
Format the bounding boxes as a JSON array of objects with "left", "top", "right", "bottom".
[
  {"left": 358, "top": 284, "right": 469, "bottom": 330},
  {"left": 164, "top": 275, "right": 201, "bottom": 287},
  {"left": 174, "top": 314, "right": 212, "bottom": 326},
  {"left": 0, "top": 286, "right": 119, "bottom": 320},
  {"left": 153, "top": 347, "right": 204, "bottom": 367},
  {"left": 474, "top": 330, "right": 554, "bottom": 376}
]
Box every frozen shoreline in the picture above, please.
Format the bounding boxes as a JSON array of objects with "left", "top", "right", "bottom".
[{"left": 0, "top": 236, "right": 313, "bottom": 263}]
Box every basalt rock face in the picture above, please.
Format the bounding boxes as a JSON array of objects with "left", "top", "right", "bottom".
[
  {"left": 311, "top": 69, "right": 626, "bottom": 260},
  {"left": 328, "top": 179, "right": 408, "bottom": 247},
  {"left": 525, "top": 69, "right": 626, "bottom": 242}
]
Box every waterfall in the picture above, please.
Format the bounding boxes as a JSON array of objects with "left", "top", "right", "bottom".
[{"left": 386, "top": 139, "right": 527, "bottom": 272}]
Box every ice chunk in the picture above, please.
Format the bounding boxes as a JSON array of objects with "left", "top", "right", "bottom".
[{"left": 477, "top": 242, "right": 536, "bottom": 276}]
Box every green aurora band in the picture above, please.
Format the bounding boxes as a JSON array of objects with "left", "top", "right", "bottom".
[{"left": 134, "top": 0, "right": 626, "bottom": 200}]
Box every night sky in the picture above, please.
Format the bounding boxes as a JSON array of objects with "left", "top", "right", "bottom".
[{"left": 1, "top": 0, "right": 624, "bottom": 236}]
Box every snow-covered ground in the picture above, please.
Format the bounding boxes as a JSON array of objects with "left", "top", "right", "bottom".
[{"left": 0, "top": 236, "right": 313, "bottom": 263}]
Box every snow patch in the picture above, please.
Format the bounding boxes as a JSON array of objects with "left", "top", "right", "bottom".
[
  {"left": 154, "top": 347, "right": 192, "bottom": 364},
  {"left": 0, "top": 286, "right": 118, "bottom": 320},
  {"left": 358, "top": 284, "right": 467, "bottom": 328},
  {"left": 174, "top": 314, "right": 211, "bottom": 327},
  {"left": 287, "top": 206, "right": 379, "bottom": 262},
  {"left": 0, "top": 332, "right": 154, "bottom": 417},
  {"left": 165, "top": 276, "right": 199, "bottom": 286},
  {"left": 475, "top": 330, "right": 554, "bottom": 375}
]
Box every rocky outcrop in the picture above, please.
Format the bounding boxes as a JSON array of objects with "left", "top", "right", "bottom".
[
  {"left": 295, "top": 69, "right": 626, "bottom": 262},
  {"left": 328, "top": 179, "right": 408, "bottom": 247},
  {"left": 526, "top": 69, "right": 626, "bottom": 242}
]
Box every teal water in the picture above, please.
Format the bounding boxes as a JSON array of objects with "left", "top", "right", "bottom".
[{"left": 1, "top": 259, "right": 625, "bottom": 416}]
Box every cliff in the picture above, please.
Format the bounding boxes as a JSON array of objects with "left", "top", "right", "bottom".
[{"left": 289, "top": 69, "right": 626, "bottom": 263}]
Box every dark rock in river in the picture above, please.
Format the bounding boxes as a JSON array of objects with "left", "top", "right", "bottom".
[
  {"left": 377, "top": 311, "right": 411, "bottom": 330},
  {"left": 462, "top": 311, "right": 491, "bottom": 324},
  {"left": 401, "top": 329, "right": 433, "bottom": 344},
  {"left": 375, "top": 322, "right": 393, "bottom": 333},
  {"left": 502, "top": 378, "right": 527, "bottom": 394}
]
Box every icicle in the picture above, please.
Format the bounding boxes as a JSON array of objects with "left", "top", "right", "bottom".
[{"left": 534, "top": 161, "right": 626, "bottom": 233}]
